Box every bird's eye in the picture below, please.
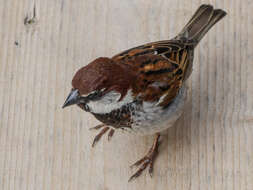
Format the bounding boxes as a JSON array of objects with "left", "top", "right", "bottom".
[{"left": 87, "top": 91, "right": 101, "bottom": 100}]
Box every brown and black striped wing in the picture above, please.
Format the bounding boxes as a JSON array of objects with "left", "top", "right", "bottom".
[
  {"left": 113, "top": 40, "right": 187, "bottom": 62},
  {"left": 112, "top": 40, "right": 194, "bottom": 106}
]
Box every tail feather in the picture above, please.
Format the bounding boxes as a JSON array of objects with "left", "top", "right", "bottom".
[{"left": 177, "top": 4, "right": 226, "bottom": 46}]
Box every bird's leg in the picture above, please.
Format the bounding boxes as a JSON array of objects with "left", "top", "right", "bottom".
[
  {"left": 107, "top": 129, "right": 115, "bottom": 141},
  {"left": 128, "top": 133, "right": 160, "bottom": 182},
  {"left": 89, "top": 124, "right": 106, "bottom": 130},
  {"left": 90, "top": 124, "right": 115, "bottom": 147}
]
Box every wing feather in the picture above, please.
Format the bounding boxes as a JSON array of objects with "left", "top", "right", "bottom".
[{"left": 112, "top": 40, "right": 193, "bottom": 106}]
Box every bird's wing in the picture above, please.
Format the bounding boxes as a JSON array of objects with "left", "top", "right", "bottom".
[
  {"left": 112, "top": 40, "right": 193, "bottom": 106},
  {"left": 113, "top": 39, "right": 193, "bottom": 63}
]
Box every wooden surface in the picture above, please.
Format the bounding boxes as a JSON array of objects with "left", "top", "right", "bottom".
[{"left": 0, "top": 0, "right": 253, "bottom": 189}]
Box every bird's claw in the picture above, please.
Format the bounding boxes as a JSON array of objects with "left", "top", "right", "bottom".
[
  {"left": 91, "top": 124, "right": 115, "bottom": 147},
  {"left": 128, "top": 133, "right": 160, "bottom": 182}
]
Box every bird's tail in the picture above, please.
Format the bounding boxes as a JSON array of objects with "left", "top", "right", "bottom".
[{"left": 176, "top": 4, "right": 226, "bottom": 46}]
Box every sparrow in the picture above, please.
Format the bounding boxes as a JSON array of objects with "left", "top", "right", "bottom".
[{"left": 62, "top": 4, "right": 226, "bottom": 181}]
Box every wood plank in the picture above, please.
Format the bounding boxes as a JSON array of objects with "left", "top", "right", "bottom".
[{"left": 0, "top": 0, "right": 252, "bottom": 189}]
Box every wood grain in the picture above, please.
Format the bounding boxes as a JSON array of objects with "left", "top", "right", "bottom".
[{"left": 0, "top": 0, "right": 252, "bottom": 189}]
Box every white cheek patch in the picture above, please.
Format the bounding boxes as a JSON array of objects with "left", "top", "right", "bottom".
[{"left": 87, "top": 90, "right": 134, "bottom": 114}]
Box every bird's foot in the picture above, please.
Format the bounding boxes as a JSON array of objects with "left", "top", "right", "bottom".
[
  {"left": 128, "top": 133, "right": 160, "bottom": 182},
  {"left": 89, "top": 124, "right": 115, "bottom": 147}
]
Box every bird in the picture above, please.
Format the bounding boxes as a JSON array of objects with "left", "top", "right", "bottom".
[{"left": 62, "top": 4, "right": 226, "bottom": 181}]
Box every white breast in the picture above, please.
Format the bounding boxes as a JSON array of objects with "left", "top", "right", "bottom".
[
  {"left": 128, "top": 85, "right": 187, "bottom": 135},
  {"left": 87, "top": 86, "right": 187, "bottom": 136}
]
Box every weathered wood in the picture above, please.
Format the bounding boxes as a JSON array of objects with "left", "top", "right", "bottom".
[{"left": 0, "top": 0, "right": 252, "bottom": 189}]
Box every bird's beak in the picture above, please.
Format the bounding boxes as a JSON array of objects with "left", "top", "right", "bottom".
[{"left": 62, "top": 89, "right": 80, "bottom": 108}]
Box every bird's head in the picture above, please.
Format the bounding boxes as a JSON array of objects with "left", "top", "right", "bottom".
[{"left": 62, "top": 57, "right": 137, "bottom": 113}]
